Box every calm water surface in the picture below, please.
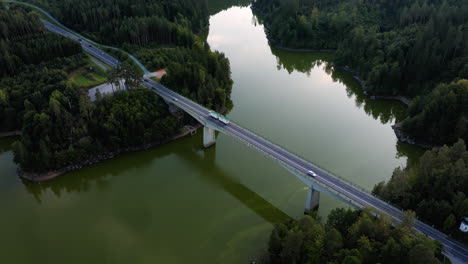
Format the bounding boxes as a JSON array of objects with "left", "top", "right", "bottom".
[{"left": 0, "top": 5, "right": 423, "bottom": 264}]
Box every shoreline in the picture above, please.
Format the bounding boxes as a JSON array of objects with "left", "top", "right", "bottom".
[
  {"left": 336, "top": 65, "right": 412, "bottom": 106},
  {"left": 273, "top": 45, "right": 336, "bottom": 53},
  {"left": 270, "top": 43, "right": 412, "bottom": 106},
  {"left": 19, "top": 124, "right": 202, "bottom": 182},
  {"left": 392, "top": 123, "right": 437, "bottom": 149}
]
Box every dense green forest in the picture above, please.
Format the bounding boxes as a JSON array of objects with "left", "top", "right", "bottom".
[
  {"left": 132, "top": 46, "right": 233, "bottom": 110},
  {"left": 23, "top": 0, "right": 208, "bottom": 47},
  {"left": 262, "top": 208, "right": 444, "bottom": 264},
  {"left": 402, "top": 80, "right": 468, "bottom": 144},
  {"left": 0, "top": 6, "right": 83, "bottom": 131},
  {"left": 373, "top": 139, "right": 468, "bottom": 243},
  {"left": 0, "top": 11, "right": 81, "bottom": 76},
  {"left": 252, "top": 0, "right": 468, "bottom": 145},
  {"left": 15, "top": 90, "right": 178, "bottom": 171}
]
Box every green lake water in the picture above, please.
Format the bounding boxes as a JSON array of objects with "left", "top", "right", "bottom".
[{"left": 0, "top": 5, "right": 424, "bottom": 264}]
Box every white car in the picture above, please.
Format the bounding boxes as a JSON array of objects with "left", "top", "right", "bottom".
[{"left": 307, "top": 170, "right": 317, "bottom": 177}]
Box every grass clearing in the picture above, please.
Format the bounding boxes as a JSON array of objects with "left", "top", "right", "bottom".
[{"left": 68, "top": 57, "right": 108, "bottom": 90}]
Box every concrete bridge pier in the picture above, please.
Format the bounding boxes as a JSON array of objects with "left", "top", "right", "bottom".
[
  {"left": 305, "top": 186, "right": 320, "bottom": 213},
  {"left": 203, "top": 126, "right": 216, "bottom": 148}
]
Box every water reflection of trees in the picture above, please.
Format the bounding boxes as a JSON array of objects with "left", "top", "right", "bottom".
[
  {"left": 0, "top": 138, "right": 15, "bottom": 152},
  {"left": 395, "top": 140, "right": 426, "bottom": 167},
  {"left": 22, "top": 137, "right": 184, "bottom": 203},
  {"left": 22, "top": 134, "right": 290, "bottom": 224},
  {"left": 270, "top": 47, "right": 408, "bottom": 124},
  {"left": 206, "top": 0, "right": 251, "bottom": 15}
]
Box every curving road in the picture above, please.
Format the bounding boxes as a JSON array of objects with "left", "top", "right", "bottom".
[{"left": 36, "top": 13, "right": 468, "bottom": 264}]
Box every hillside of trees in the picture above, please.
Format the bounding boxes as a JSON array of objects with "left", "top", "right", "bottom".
[
  {"left": 402, "top": 80, "right": 468, "bottom": 144},
  {"left": 133, "top": 46, "right": 233, "bottom": 110},
  {"left": 23, "top": 0, "right": 208, "bottom": 47},
  {"left": 0, "top": 6, "right": 84, "bottom": 131},
  {"left": 373, "top": 139, "right": 468, "bottom": 243},
  {"left": 0, "top": 10, "right": 81, "bottom": 76},
  {"left": 262, "top": 208, "right": 444, "bottom": 264},
  {"left": 15, "top": 89, "right": 178, "bottom": 171},
  {"left": 252, "top": 0, "right": 468, "bottom": 146}
]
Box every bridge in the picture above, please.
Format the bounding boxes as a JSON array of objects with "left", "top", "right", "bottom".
[{"left": 6, "top": 1, "right": 468, "bottom": 262}]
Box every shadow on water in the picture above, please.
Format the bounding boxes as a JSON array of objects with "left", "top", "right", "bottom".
[
  {"left": 270, "top": 47, "right": 408, "bottom": 124},
  {"left": 176, "top": 138, "right": 290, "bottom": 224},
  {"left": 22, "top": 132, "right": 290, "bottom": 224}
]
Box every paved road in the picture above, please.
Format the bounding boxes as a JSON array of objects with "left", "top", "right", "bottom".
[{"left": 42, "top": 16, "right": 468, "bottom": 264}]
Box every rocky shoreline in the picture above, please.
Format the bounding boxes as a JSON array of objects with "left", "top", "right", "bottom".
[
  {"left": 19, "top": 124, "right": 201, "bottom": 182},
  {"left": 335, "top": 65, "right": 412, "bottom": 106},
  {"left": 392, "top": 123, "right": 436, "bottom": 149}
]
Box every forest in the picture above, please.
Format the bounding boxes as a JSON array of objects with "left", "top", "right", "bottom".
[
  {"left": 23, "top": 0, "right": 208, "bottom": 47},
  {"left": 0, "top": 7, "right": 82, "bottom": 76},
  {"left": 402, "top": 80, "right": 468, "bottom": 144},
  {"left": 252, "top": 0, "right": 468, "bottom": 146},
  {"left": 0, "top": 6, "right": 84, "bottom": 131},
  {"left": 262, "top": 208, "right": 444, "bottom": 264},
  {"left": 15, "top": 89, "right": 178, "bottom": 171},
  {"left": 373, "top": 139, "right": 468, "bottom": 243},
  {"left": 1, "top": 0, "right": 233, "bottom": 173}
]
